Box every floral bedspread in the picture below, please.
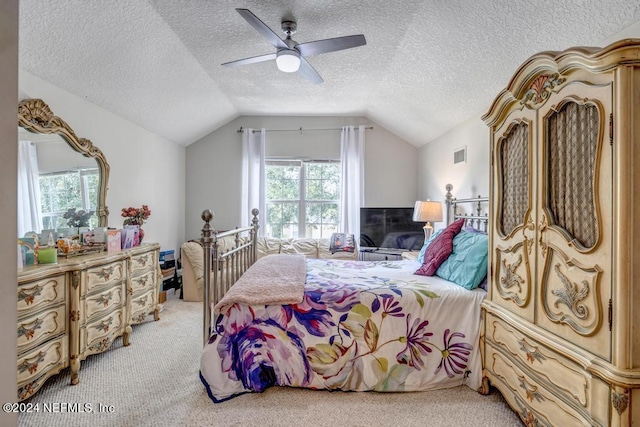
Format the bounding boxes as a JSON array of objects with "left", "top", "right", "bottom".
[{"left": 200, "top": 258, "right": 486, "bottom": 403}]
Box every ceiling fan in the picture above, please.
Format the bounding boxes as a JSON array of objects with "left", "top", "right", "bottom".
[{"left": 222, "top": 8, "right": 367, "bottom": 84}]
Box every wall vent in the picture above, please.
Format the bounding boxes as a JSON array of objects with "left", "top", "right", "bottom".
[{"left": 454, "top": 146, "right": 467, "bottom": 164}]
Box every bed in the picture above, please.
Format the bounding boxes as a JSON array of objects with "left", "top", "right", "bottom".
[{"left": 199, "top": 185, "right": 489, "bottom": 402}]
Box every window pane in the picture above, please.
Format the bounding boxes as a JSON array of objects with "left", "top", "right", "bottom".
[
  {"left": 266, "top": 201, "right": 298, "bottom": 239},
  {"left": 305, "top": 202, "right": 339, "bottom": 239},
  {"left": 85, "top": 173, "right": 99, "bottom": 211},
  {"left": 281, "top": 179, "right": 299, "bottom": 200},
  {"left": 283, "top": 166, "right": 300, "bottom": 180},
  {"left": 266, "top": 163, "right": 300, "bottom": 200},
  {"left": 266, "top": 179, "right": 282, "bottom": 200},
  {"left": 306, "top": 163, "right": 322, "bottom": 179},
  {"left": 306, "top": 179, "right": 323, "bottom": 200},
  {"left": 322, "top": 203, "right": 339, "bottom": 222},
  {"left": 323, "top": 180, "right": 339, "bottom": 200}
]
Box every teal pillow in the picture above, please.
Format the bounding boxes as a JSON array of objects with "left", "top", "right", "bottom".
[
  {"left": 436, "top": 230, "right": 488, "bottom": 290},
  {"left": 417, "top": 228, "right": 444, "bottom": 264}
]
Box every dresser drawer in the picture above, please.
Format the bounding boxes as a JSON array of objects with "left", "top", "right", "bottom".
[
  {"left": 17, "top": 336, "right": 68, "bottom": 386},
  {"left": 17, "top": 304, "right": 66, "bottom": 352},
  {"left": 130, "top": 269, "right": 156, "bottom": 294},
  {"left": 485, "top": 313, "right": 610, "bottom": 425},
  {"left": 82, "top": 308, "right": 125, "bottom": 354},
  {"left": 486, "top": 345, "right": 592, "bottom": 426},
  {"left": 130, "top": 251, "right": 157, "bottom": 276},
  {"left": 86, "top": 260, "right": 126, "bottom": 293},
  {"left": 84, "top": 284, "right": 125, "bottom": 322},
  {"left": 485, "top": 313, "right": 589, "bottom": 407},
  {"left": 130, "top": 289, "right": 155, "bottom": 324},
  {"left": 17, "top": 274, "right": 65, "bottom": 315}
]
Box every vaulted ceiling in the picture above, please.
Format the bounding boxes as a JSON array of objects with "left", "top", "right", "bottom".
[{"left": 19, "top": 0, "right": 640, "bottom": 147}]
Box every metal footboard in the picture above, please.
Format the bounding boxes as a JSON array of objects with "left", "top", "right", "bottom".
[{"left": 201, "top": 208, "right": 259, "bottom": 345}]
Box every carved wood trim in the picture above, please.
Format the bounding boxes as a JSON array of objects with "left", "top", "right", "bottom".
[
  {"left": 18, "top": 98, "right": 110, "bottom": 225},
  {"left": 612, "top": 389, "right": 629, "bottom": 415},
  {"left": 521, "top": 73, "right": 566, "bottom": 108}
]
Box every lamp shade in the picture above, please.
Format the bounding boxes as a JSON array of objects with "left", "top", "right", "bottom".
[
  {"left": 412, "top": 201, "right": 443, "bottom": 223},
  {"left": 276, "top": 49, "right": 301, "bottom": 73}
]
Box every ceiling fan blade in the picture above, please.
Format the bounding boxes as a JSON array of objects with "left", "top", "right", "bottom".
[
  {"left": 298, "top": 57, "right": 323, "bottom": 85},
  {"left": 236, "top": 8, "right": 288, "bottom": 50},
  {"left": 296, "top": 34, "right": 366, "bottom": 57},
  {"left": 222, "top": 53, "right": 277, "bottom": 67}
]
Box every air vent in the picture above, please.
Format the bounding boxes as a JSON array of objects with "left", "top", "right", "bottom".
[{"left": 454, "top": 146, "right": 467, "bottom": 164}]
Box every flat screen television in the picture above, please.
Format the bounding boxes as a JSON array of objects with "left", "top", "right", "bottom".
[{"left": 359, "top": 207, "right": 425, "bottom": 250}]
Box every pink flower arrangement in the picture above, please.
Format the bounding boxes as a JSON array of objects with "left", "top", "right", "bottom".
[{"left": 121, "top": 205, "right": 151, "bottom": 226}]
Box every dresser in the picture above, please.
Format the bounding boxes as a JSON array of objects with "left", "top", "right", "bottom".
[
  {"left": 17, "top": 243, "right": 161, "bottom": 400},
  {"left": 481, "top": 39, "right": 640, "bottom": 426}
]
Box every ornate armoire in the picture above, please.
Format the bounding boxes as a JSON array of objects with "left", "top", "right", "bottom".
[{"left": 481, "top": 39, "right": 640, "bottom": 426}]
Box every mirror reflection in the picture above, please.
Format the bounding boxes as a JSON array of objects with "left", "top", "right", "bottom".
[
  {"left": 19, "top": 129, "right": 99, "bottom": 230},
  {"left": 17, "top": 99, "right": 110, "bottom": 238}
]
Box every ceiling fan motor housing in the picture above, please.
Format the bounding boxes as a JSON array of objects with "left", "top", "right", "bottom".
[{"left": 281, "top": 20, "right": 297, "bottom": 36}]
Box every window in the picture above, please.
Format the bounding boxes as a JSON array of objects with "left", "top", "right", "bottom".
[
  {"left": 266, "top": 160, "right": 340, "bottom": 239},
  {"left": 39, "top": 168, "right": 99, "bottom": 229}
]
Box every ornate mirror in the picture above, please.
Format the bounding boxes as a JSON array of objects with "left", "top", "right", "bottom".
[{"left": 17, "top": 98, "right": 109, "bottom": 235}]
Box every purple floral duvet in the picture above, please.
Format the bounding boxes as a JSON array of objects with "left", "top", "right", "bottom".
[{"left": 200, "top": 258, "right": 486, "bottom": 402}]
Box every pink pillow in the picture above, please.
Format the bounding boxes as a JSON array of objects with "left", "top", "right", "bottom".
[{"left": 414, "top": 218, "right": 465, "bottom": 276}]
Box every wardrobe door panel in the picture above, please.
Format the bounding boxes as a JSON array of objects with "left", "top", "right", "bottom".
[
  {"left": 536, "top": 82, "right": 613, "bottom": 360},
  {"left": 491, "top": 109, "right": 537, "bottom": 321}
]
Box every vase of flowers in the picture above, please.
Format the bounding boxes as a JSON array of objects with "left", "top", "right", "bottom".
[{"left": 121, "top": 205, "right": 151, "bottom": 243}]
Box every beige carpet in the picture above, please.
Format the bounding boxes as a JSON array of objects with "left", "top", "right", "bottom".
[{"left": 19, "top": 292, "right": 523, "bottom": 427}]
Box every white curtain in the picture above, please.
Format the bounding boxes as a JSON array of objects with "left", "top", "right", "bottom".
[
  {"left": 339, "top": 125, "right": 365, "bottom": 236},
  {"left": 241, "top": 128, "right": 266, "bottom": 235},
  {"left": 17, "top": 140, "right": 43, "bottom": 236}
]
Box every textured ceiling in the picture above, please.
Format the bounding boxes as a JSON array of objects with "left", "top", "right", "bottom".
[{"left": 19, "top": 0, "right": 640, "bottom": 147}]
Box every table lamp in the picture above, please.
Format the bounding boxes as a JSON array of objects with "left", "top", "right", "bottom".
[{"left": 412, "top": 200, "right": 443, "bottom": 241}]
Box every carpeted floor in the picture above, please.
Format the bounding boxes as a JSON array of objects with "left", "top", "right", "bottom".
[{"left": 19, "top": 291, "right": 523, "bottom": 427}]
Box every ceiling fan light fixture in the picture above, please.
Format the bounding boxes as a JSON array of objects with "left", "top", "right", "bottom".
[{"left": 276, "top": 49, "right": 301, "bottom": 72}]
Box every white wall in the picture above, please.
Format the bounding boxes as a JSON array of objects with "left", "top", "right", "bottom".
[
  {"left": 417, "top": 115, "right": 490, "bottom": 210},
  {"left": 1, "top": 1, "right": 18, "bottom": 425},
  {"left": 19, "top": 72, "right": 186, "bottom": 254},
  {"left": 185, "top": 116, "right": 419, "bottom": 239}
]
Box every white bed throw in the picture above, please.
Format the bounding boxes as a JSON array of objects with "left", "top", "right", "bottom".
[{"left": 214, "top": 254, "right": 306, "bottom": 314}]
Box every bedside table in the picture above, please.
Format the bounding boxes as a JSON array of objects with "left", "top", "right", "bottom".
[{"left": 359, "top": 248, "right": 405, "bottom": 261}]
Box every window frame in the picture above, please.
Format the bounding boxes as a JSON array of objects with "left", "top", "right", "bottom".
[{"left": 265, "top": 159, "right": 341, "bottom": 239}]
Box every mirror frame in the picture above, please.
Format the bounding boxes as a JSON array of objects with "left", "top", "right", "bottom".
[{"left": 18, "top": 98, "right": 110, "bottom": 227}]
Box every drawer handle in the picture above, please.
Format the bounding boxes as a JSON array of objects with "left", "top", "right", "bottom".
[
  {"left": 18, "top": 351, "right": 45, "bottom": 375},
  {"left": 93, "top": 291, "right": 113, "bottom": 307},
  {"left": 132, "top": 313, "right": 147, "bottom": 323},
  {"left": 18, "top": 285, "right": 43, "bottom": 305},
  {"left": 94, "top": 266, "right": 116, "bottom": 281},
  {"left": 135, "top": 255, "right": 149, "bottom": 267},
  {"left": 88, "top": 338, "right": 111, "bottom": 353},
  {"left": 94, "top": 317, "right": 113, "bottom": 333},
  {"left": 518, "top": 339, "right": 546, "bottom": 364},
  {"left": 518, "top": 375, "right": 544, "bottom": 403},
  {"left": 17, "top": 317, "right": 44, "bottom": 340},
  {"left": 18, "top": 381, "right": 37, "bottom": 400}
]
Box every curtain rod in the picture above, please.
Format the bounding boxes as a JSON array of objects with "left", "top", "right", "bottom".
[{"left": 237, "top": 126, "right": 373, "bottom": 134}]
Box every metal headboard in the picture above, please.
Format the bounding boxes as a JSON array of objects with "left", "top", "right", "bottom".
[{"left": 444, "top": 184, "right": 489, "bottom": 231}]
